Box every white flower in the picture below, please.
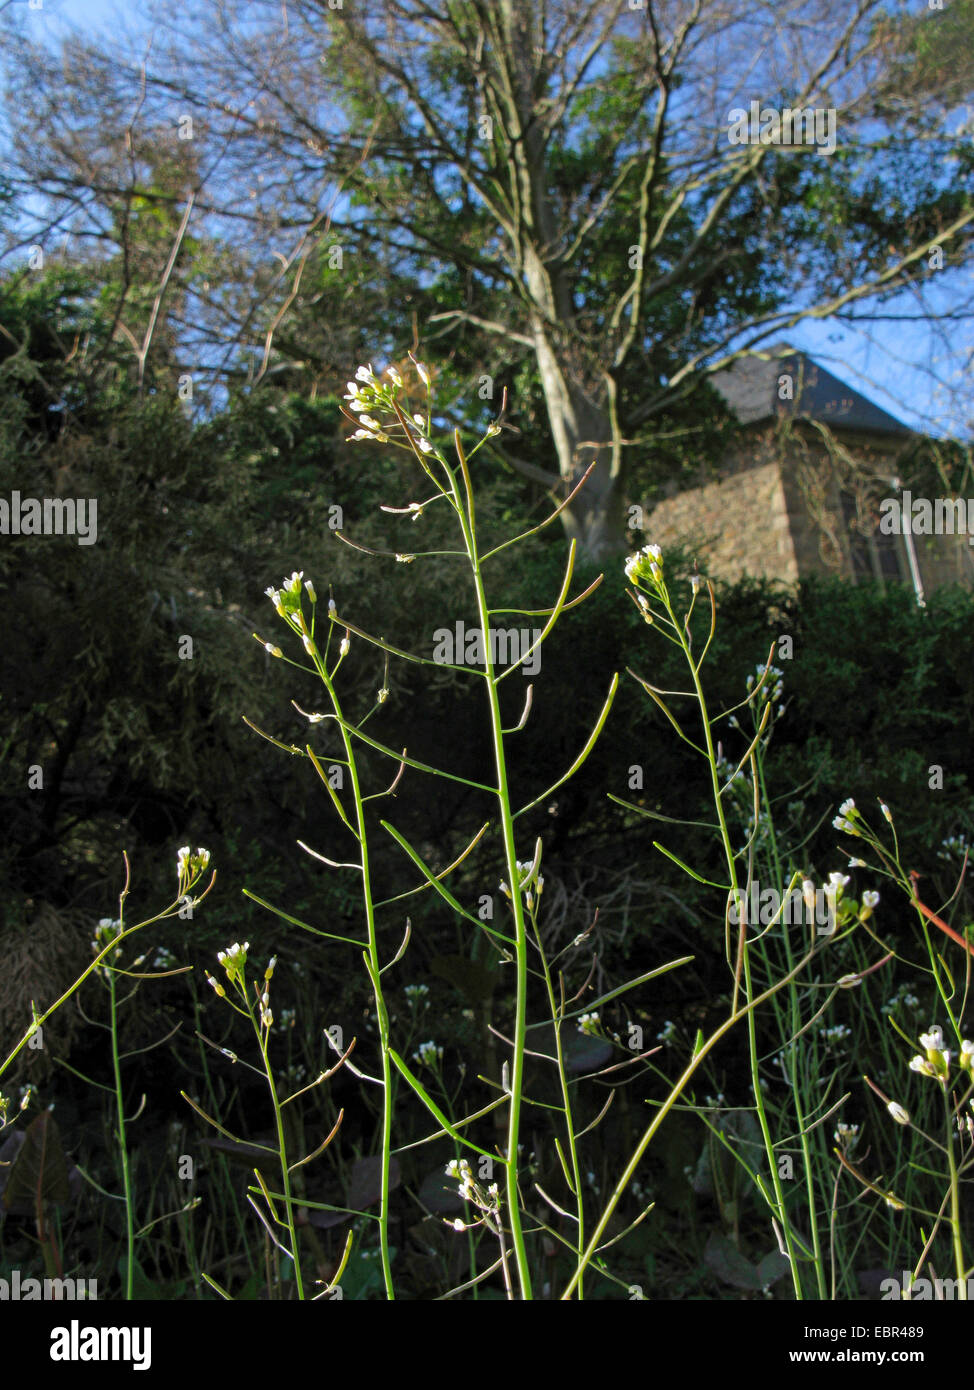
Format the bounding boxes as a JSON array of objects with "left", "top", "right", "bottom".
[
  {"left": 848, "top": 857, "right": 866, "bottom": 868},
  {"left": 879, "top": 802, "right": 892, "bottom": 823},
  {"left": 339, "top": 636, "right": 350, "bottom": 657},
  {"left": 838, "top": 798, "right": 856, "bottom": 817},
  {"left": 827, "top": 872, "right": 850, "bottom": 892},
  {"left": 217, "top": 941, "right": 249, "bottom": 986},
  {"left": 414, "top": 360, "right": 431, "bottom": 387},
  {"left": 919, "top": 1027, "right": 951, "bottom": 1078},
  {"left": 578, "top": 1012, "right": 600, "bottom": 1035},
  {"left": 910, "top": 1055, "right": 938, "bottom": 1077},
  {"left": 412, "top": 413, "right": 425, "bottom": 427},
  {"left": 862, "top": 890, "right": 879, "bottom": 908},
  {"left": 413, "top": 1040, "right": 443, "bottom": 1066},
  {"left": 358, "top": 415, "right": 381, "bottom": 432},
  {"left": 304, "top": 579, "right": 317, "bottom": 603},
  {"left": 355, "top": 364, "right": 377, "bottom": 386},
  {"left": 217, "top": 941, "right": 249, "bottom": 964},
  {"left": 451, "top": 1218, "right": 465, "bottom": 1232},
  {"left": 801, "top": 879, "right": 817, "bottom": 917},
  {"left": 625, "top": 544, "right": 663, "bottom": 584},
  {"left": 385, "top": 366, "right": 403, "bottom": 387},
  {"left": 887, "top": 1101, "right": 910, "bottom": 1125}
]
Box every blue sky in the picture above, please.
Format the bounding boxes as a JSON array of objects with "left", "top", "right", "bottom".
[
  {"left": 10, "top": 0, "right": 974, "bottom": 442},
  {"left": 19, "top": 0, "right": 124, "bottom": 32}
]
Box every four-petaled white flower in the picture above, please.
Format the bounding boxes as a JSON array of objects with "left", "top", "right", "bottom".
[
  {"left": 910, "top": 1055, "right": 938, "bottom": 1077},
  {"left": 624, "top": 543, "right": 663, "bottom": 585},
  {"left": 177, "top": 846, "right": 211, "bottom": 880}
]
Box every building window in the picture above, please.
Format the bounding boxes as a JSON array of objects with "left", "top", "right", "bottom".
[{"left": 840, "top": 491, "right": 905, "bottom": 585}]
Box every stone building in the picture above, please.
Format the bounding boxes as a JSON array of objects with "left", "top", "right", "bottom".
[{"left": 646, "top": 348, "right": 974, "bottom": 600}]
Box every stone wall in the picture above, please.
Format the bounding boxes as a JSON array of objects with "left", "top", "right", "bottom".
[
  {"left": 646, "top": 458, "right": 799, "bottom": 584},
  {"left": 644, "top": 423, "right": 974, "bottom": 598}
]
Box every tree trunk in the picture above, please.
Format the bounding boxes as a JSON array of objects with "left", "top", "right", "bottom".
[
  {"left": 500, "top": 0, "right": 625, "bottom": 565},
  {"left": 529, "top": 311, "right": 624, "bottom": 564}
]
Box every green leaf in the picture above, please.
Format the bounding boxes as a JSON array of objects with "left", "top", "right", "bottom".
[
  {"left": 118, "top": 1254, "right": 163, "bottom": 1300},
  {"left": 653, "top": 841, "right": 729, "bottom": 889},
  {"left": 703, "top": 1231, "right": 764, "bottom": 1291},
  {"left": 1, "top": 1113, "right": 70, "bottom": 1213}
]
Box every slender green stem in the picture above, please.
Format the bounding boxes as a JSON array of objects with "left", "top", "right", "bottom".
[
  {"left": 560, "top": 944, "right": 816, "bottom": 1298},
  {"left": 107, "top": 966, "right": 136, "bottom": 1301},
  {"left": 257, "top": 1023, "right": 305, "bottom": 1300},
  {"left": 318, "top": 661, "right": 396, "bottom": 1300},
  {"left": 471, "top": 557, "right": 533, "bottom": 1300},
  {"left": 944, "top": 1086, "right": 967, "bottom": 1297},
  {"left": 533, "top": 918, "right": 585, "bottom": 1297},
  {"left": 754, "top": 750, "right": 827, "bottom": 1298},
  {"left": 667, "top": 582, "right": 803, "bottom": 1294}
]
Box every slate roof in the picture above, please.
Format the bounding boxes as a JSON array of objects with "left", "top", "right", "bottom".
[{"left": 709, "top": 348, "right": 913, "bottom": 437}]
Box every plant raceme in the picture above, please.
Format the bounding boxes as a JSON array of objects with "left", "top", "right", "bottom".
[{"left": 3, "top": 358, "right": 970, "bottom": 1303}]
